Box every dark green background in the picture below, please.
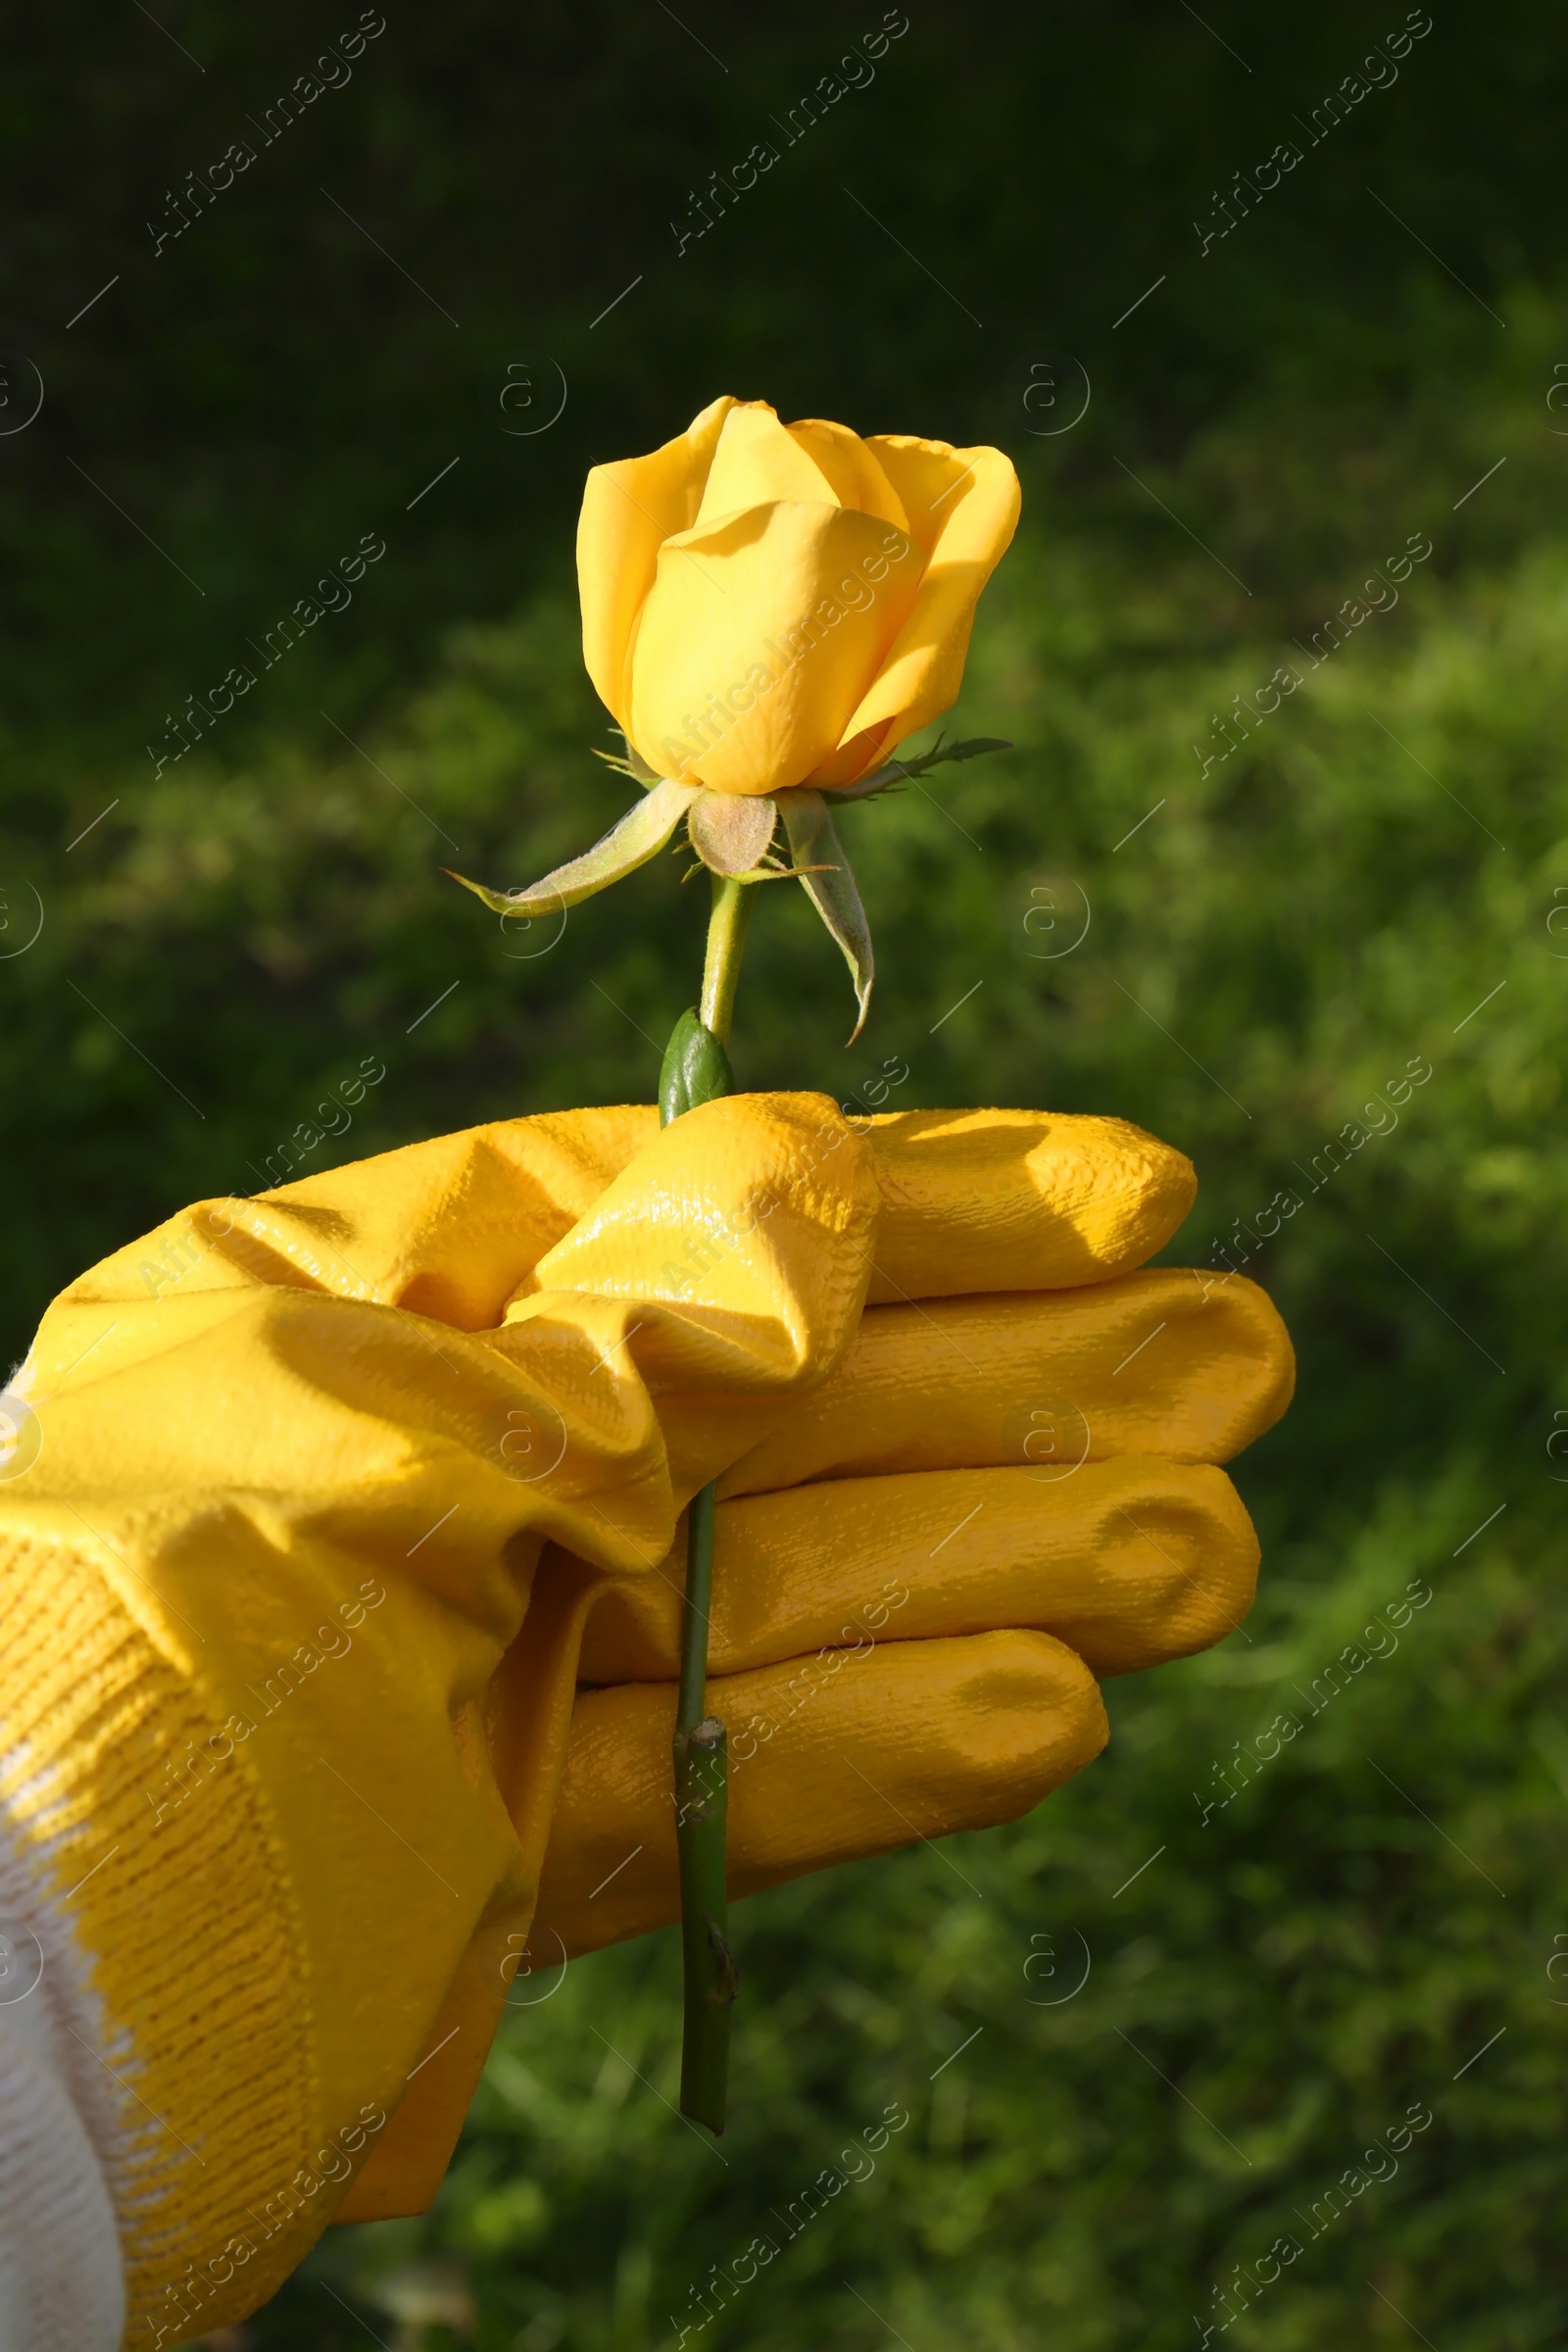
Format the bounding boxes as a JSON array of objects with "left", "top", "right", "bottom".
[{"left": 4, "top": 3, "right": 1565, "bottom": 2345}]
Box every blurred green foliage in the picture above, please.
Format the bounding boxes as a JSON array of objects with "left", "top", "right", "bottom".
[{"left": 4, "top": 4, "right": 1566, "bottom": 2347}]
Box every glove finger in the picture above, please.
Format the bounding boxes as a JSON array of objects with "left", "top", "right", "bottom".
[
  {"left": 42, "top": 1101, "right": 1188, "bottom": 1391},
  {"left": 27, "top": 1096, "right": 882, "bottom": 1579},
  {"left": 40, "top": 1104, "right": 661, "bottom": 1348},
  {"left": 512, "top": 1093, "right": 873, "bottom": 1373},
  {"left": 506, "top": 1093, "right": 880, "bottom": 1502},
  {"left": 577, "top": 1456, "right": 1257, "bottom": 1686},
  {"left": 719, "top": 1266, "right": 1293, "bottom": 1496},
  {"left": 532, "top": 1628, "right": 1105, "bottom": 1958},
  {"left": 864, "top": 1106, "right": 1194, "bottom": 1299},
  {"left": 44, "top": 1101, "right": 1191, "bottom": 1373}
]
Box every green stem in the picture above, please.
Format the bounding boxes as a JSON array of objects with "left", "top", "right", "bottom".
[
  {"left": 674, "top": 1487, "right": 733, "bottom": 2132},
  {"left": 662, "top": 868, "right": 751, "bottom": 2132},
  {"left": 677, "top": 1481, "right": 717, "bottom": 1737},
  {"left": 699, "top": 872, "right": 753, "bottom": 1044}
]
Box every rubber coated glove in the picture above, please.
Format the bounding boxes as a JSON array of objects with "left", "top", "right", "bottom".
[{"left": 0, "top": 1096, "right": 1290, "bottom": 2352}]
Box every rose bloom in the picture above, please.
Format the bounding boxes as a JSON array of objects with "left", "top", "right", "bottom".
[{"left": 576, "top": 396, "right": 1020, "bottom": 798}]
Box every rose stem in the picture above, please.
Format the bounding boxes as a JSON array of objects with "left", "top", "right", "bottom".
[
  {"left": 698, "top": 867, "right": 753, "bottom": 1040},
  {"left": 664, "top": 870, "right": 753, "bottom": 2132}
]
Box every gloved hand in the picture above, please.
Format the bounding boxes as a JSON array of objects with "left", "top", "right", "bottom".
[
  {"left": 0, "top": 1095, "right": 1290, "bottom": 2351},
  {"left": 535, "top": 1170, "right": 1288, "bottom": 1954}
]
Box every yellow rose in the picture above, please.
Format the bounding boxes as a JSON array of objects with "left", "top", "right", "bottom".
[
  {"left": 453, "top": 395, "right": 1020, "bottom": 1040},
  {"left": 576, "top": 395, "right": 1020, "bottom": 797}
]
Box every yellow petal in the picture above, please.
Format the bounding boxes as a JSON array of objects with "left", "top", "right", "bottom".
[
  {"left": 788, "top": 416, "right": 909, "bottom": 530},
  {"left": 625, "top": 501, "right": 924, "bottom": 795},
  {"left": 692, "top": 401, "right": 908, "bottom": 534},
  {"left": 823, "top": 436, "right": 1021, "bottom": 774},
  {"left": 805, "top": 717, "right": 896, "bottom": 789},
  {"left": 694, "top": 400, "right": 834, "bottom": 526},
  {"left": 575, "top": 393, "right": 736, "bottom": 725},
  {"left": 859, "top": 432, "right": 991, "bottom": 556}
]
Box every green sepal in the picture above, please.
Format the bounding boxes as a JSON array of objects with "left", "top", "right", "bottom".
[
  {"left": 830, "top": 732, "right": 1015, "bottom": 801},
  {"left": 445, "top": 771, "right": 701, "bottom": 916},
  {"left": 660, "top": 1007, "right": 734, "bottom": 1125},
  {"left": 777, "top": 790, "right": 874, "bottom": 1044},
  {"left": 688, "top": 790, "right": 778, "bottom": 876},
  {"left": 592, "top": 734, "right": 663, "bottom": 791}
]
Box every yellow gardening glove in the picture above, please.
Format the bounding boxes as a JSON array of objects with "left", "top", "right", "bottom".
[
  {"left": 0, "top": 1096, "right": 1290, "bottom": 2350},
  {"left": 535, "top": 1221, "right": 1288, "bottom": 1955}
]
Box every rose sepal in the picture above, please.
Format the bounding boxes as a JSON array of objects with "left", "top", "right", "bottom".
[
  {"left": 444, "top": 770, "right": 701, "bottom": 915},
  {"left": 776, "top": 788, "right": 874, "bottom": 1044},
  {"left": 829, "top": 732, "right": 1015, "bottom": 802}
]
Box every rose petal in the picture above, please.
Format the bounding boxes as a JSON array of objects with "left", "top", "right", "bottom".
[
  {"left": 828, "top": 438, "right": 1021, "bottom": 768},
  {"left": 783, "top": 416, "right": 909, "bottom": 532},
  {"left": 576, "top": 394, "right": 736, "bottom": 724},
  {"left": 692, "top": 401, "right": 908, "bottom": 535},
  {"left": 806, "top": 719, "right": 895, "bottom": 790},
  {"left": 626, "top": 502, "right": 924, "bottom": 796}
]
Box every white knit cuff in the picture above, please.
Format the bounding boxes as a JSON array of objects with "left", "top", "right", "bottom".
[{"left": 0, "top": 1772, "right": 125, "bottom": 2352}]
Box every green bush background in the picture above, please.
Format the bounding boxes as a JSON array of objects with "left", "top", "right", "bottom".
[{"left": 4, "top": 4, "right": 1565, "bottom": 2345}]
